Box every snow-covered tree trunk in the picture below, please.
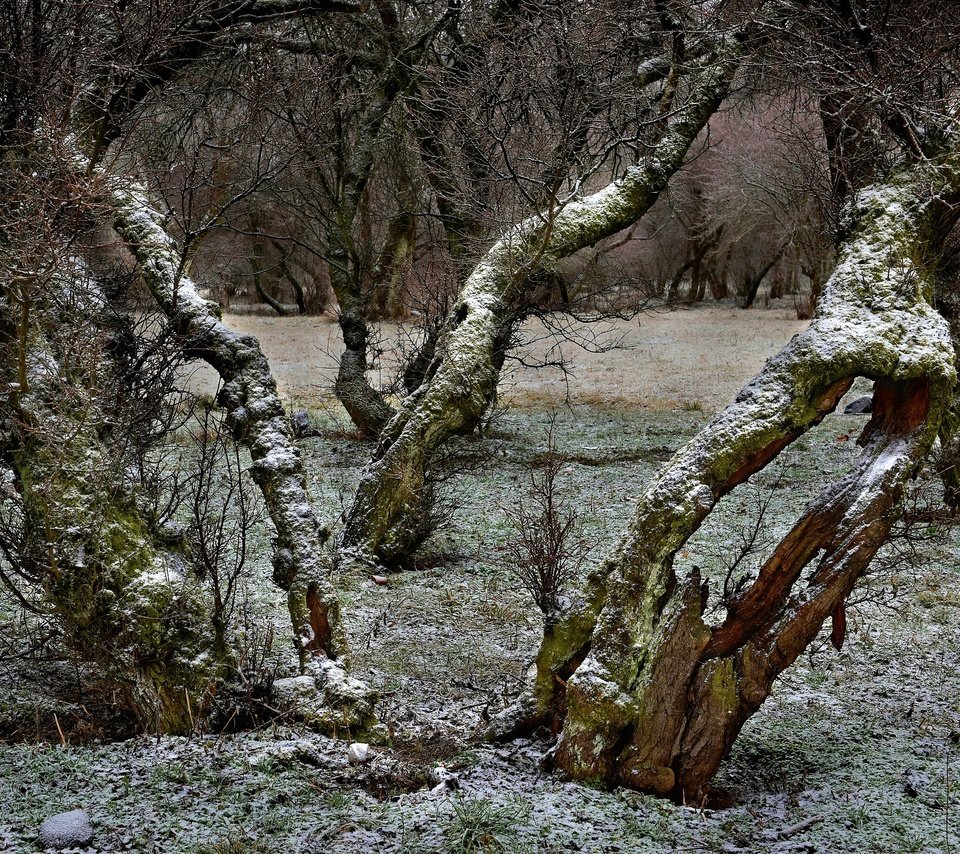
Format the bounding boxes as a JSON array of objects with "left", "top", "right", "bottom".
[
  {"left": 341, "top": 37, "right": 747, "bottom": 565},
  {"left": 106, "top": 178, "right": 346, "bottom": 665},
  {"left": 491, "top": 155, "right": 960, "bottom": 798},
  {"left": 3, "top": 270, "right": 217, "bottom": 734}
]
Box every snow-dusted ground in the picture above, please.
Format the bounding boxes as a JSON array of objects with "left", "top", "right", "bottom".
[
  {"left": 190, "top": 302, "right": 810, "bottom": 413},
  {"left": 1, "top": 306, "right": 957, "bottom": 852}
]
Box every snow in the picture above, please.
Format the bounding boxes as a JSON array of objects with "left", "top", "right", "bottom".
[{"left": 2, "top": 376, "right": 958, "bottom": 852}]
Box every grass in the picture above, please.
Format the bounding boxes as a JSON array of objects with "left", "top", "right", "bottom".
[
  {"left": 444, "top": 796, "right": 531, "bottom": 853},
  {"left": 2, "top": 385, "right": 959, "bottom": 852}
]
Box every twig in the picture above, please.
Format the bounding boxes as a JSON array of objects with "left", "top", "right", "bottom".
[
  {"left": 53, "top": 713, "right": 67, "bottom": 747},
  {"left": 185, "top": 687, "right": 195, "bottom": 733}
]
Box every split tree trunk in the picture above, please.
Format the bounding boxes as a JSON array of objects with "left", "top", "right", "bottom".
[
  {"left": 341, "top": 36, "right": 748, "bottom": 566},
  {"left": 105, "top": 177, "right": 346, "bottom": 666},
  {"left": 490, "top": 157, "right": 960, "bottom": 799}
]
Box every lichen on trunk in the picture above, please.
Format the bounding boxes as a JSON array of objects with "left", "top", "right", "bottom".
[
  {"left": 4, "top": 271, "right": 217, "bottom": 734},
  {"left": 103, "top": 175, "right": 347, "bottom": 668},
  {"left": 342, "top": 36, "right": 749, "bottom": 566},
  {"left": 491, "top": 155, "right": 960, "bottom": 799}
]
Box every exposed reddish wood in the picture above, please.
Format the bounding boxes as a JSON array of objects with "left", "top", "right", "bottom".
[
  {"left": 704, "top": 377, "right": 927, "bottom": 661},
  {"left": 758, "top": 462, "right": 903, "bottom": 675},
  {"left": 672, "top": 657, "right": 740, "bottom": 798},
  {"left": 305, "top": 582, "right": 332, "bottom": 656},
  {"left": 616, "top": 572, "right": 712, "bottom": 794},
  {"left": 859, "top": 377, "right": 929, "bottom": 444},
  {"left": 703, "top": 495, "right": 846, "bottom": 658},
  {"left": 830, "top": 601, "right": 846, "bottom": 650},
  {"left": 511, "top": 149, "right": 960, "bottom": 798},
  {"left": 675, "top": 436, "right": 906, "bottom": 796}
]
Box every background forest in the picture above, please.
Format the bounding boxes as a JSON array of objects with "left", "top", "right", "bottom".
[{"left": 1, "top": 0, "right": 960, "bottom": 851}]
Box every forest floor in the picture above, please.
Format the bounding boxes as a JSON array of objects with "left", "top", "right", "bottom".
[{"left": 2, "top": 303, "right": 958, "bottom": 853}]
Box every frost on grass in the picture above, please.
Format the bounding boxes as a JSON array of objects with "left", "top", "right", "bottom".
[
  {"left": 1, "top": 405, "right": 958, "bottom": 851},
  {"left": 498, "top": 157, "right": 960, "bottom": 795}
]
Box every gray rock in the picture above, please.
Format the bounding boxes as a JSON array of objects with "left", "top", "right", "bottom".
[
  {"left": 39, "top": 809, "right": 93, "bottom": 850},
  {"left": 291, "top": 409, "right": 320, "bottom": 438},
  {"left": 903, "top": 769, "right": 930, "bottom": 797},
  {"left": 843, "top": 395, "right": 873, "bottom": 414}
]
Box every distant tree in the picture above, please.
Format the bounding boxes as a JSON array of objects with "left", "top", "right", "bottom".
[{"left": 341, "top": 4, "right": 755, "bottom": 565}]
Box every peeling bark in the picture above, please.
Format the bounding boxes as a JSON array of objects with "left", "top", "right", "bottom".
[
  {"left": 492, "top": 155, "right": 960, "bottom": 799},
  {"left": 105, "top": 176, "right": 346, "bottom": 666},
  {"left": 342, "top": 36, "right": 749, "bottom": 565}
]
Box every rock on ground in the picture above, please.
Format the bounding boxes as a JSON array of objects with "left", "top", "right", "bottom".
[
  {"left": 843, "top": 395, "right": 873, "bottom": 414},
  {"left": 39, "top": 809, "right": 93, "bottom": 850}
]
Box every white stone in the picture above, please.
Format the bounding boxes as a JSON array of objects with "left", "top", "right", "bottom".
[{"left": 348, "top": 742, "right": 370, "bottom": 764}]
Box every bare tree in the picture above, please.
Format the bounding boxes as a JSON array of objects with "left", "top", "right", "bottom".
[
  {"left": 0, "top": 0, "right": 370, "bottom": 730},
  {"left": 341, "top": 9, "right": 755, "bottom": 566}
]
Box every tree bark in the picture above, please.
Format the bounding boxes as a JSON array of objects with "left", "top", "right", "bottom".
[
  {"left": 251, "top": 233, "right": 289, "bottom": 317},
  {"left": 491, "top": 156, "right": 960, "bottom": 799},
  {"left": 369, "top": 207, "right": 416, "bottom": 321},
  {"left": 3, "top": 270, "right": 218, "bottom": 734},
  {"left": 329, "top": 243, "right": 398, "bottom": 438},
  {"left": 739, "top": 242, "right": 788, "bottom": 308},
  {"left": 341, "top": 36, "right": 748, "bottom": 566},
  {"left": 105, "top": 176, "right": 347, "bottom": 667}
]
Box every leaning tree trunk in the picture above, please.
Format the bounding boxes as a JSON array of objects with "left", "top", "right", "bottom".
[
  {"left": 104, "top": 176, "right": 346, "bottom": 666},
  {"left": 328, "top": 241, "right": 397, "bottom": 438},
  {"left": 341, "top": 36, "right": 747, "bottom": 566},
  {"left": 490, "top": 156, "right": 960, "bottom": 800},
  {"left": 739, "top": 242, "right": 788, "bottom": 309}
]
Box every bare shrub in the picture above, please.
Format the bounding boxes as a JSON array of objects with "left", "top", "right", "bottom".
[
  {"left": 185, "top": 402, "right": 264, "bottom": 662},
  {"left": 499, "top": 422, "right": 588, "bottom": 619},
  {"left": 210, "top": 605, "right": 283, "bottom": 733}
]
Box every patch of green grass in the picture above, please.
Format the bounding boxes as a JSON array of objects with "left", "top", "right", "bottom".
[
  {"left": 445, "top": 796, "right": 530, "bottom": 853},
  {"left": 192, "top": 836, "right": 271, "bottom": 854}
]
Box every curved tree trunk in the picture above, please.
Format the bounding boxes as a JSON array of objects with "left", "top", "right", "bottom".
[
  {"left": 739, "top": 242, "right": 788, "bottom": 309},
  {"left": 278, "top": 256, "right": 308, "bottom": 314},
  {"left": 490, "top": 156, "right": 960, "bottom": 799},
  {"left": 106, "top": 177, "right": 347, "bottom": 667},
  {"left": 341, "top": 37, "right": 748, "bottom": 566},
  {"left": 329, "top": 247, "right": 398, "bottom": 438},
  {"left": 251, "top": 232, "right": 289, "bottom": 317}
]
